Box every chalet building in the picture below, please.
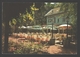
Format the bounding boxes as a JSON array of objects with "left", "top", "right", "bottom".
[{"left": 45, "top": 7, "right": 72, "bottom": 26}]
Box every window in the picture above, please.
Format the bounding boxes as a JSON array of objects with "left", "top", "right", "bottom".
[
  {"left": 63, "top": 18, "right": 65, "bottom": 22},
  {"left": 54, "top": 17, "right": 56, "bottom": 23},
  {"left": 58, "top": 19, "right": 59, "bottom": 23}
]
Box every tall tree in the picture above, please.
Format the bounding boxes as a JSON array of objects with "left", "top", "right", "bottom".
[
  {"left": 54, "top": 2, "right": 77, "bottom": 34},
  {"left": 37, "top": 2, "right": 55, "bottom": 25}
]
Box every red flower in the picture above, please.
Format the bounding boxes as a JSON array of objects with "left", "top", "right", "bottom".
[{"left": 46, "top": 38, "right": 48, "bottom": 42}]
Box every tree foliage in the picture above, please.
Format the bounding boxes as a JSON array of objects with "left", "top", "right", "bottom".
[
  {"left": 54, "top": 2, "right": 77, "bottom": 34},
  {"left": 9, "top": 2, "right": 77, "bottom": 31},
  {"left": 55, "top": 2, "right": 77, "bottom": 25}
]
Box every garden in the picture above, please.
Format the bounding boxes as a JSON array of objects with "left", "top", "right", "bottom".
[
  {"left": 2, "top": 32, "right": 77, "bottom": 54},
  {"left": 2, "top": 2, "right": 77, "bottom": 54}
]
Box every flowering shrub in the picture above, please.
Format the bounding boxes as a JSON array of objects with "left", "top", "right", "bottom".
[
  {"left": 8, "top": 32, "right": 49, "bottom": 54},
  {"left": 13, "top": 42, "right": 43, "bottom": 54}
]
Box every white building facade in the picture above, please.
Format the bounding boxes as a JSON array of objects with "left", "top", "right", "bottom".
[{"left": 45, "top": 8, "right": 71, "bottom": 26}]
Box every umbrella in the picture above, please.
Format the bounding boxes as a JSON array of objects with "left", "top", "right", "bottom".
[
  {"left": 58, "top": 24, "right": 72, "bottom": 29},
  {"left": 58, "top": 24, "right": 72, "bottom": 33}
]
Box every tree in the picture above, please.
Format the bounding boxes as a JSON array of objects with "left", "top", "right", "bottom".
[
  {"left": 30, "top": 3, "right": 39, "bottom": 25},
  {"left": 36, "top": 2, "right": 55, "bottom": 25},
  {"left": 54, "top": 2, "right": 77, "bottom": 35}
]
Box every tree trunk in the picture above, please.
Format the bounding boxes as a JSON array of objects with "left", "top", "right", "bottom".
[{"left": 4, "top": 20, "right": 9, "bottom": 53}]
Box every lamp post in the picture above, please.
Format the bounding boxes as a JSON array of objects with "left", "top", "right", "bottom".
[
  {"left": 63, "top": 16, "right": 70, "bottom": 48},
  {"left": 66, "top": 16, "right": 69, "bottom": 39},
  {"left": 48, "top": 19, "right": 55, "bottom": 45},
  {"left": 66, "top": 16, "right": 71, "bottom": 48}
]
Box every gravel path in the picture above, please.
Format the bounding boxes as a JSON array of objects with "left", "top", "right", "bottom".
[{"left": 41, "top": 44, "right": 77, "bottom": 54}]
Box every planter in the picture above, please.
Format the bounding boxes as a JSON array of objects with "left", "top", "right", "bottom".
[
  {"left": 63, "top": 38, "right": 70, "bottom": 48},
  {"left": 48, "top": 38, "right": 55, "bottom": 45}
]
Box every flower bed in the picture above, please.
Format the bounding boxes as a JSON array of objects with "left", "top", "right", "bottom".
[{"left": 8, "top": 37, "right": 45, "bottom": 54}]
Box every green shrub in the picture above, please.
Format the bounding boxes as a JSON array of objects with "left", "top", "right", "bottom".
[{"left": 14, "top": 42, "right": 43, "bottom": 54}]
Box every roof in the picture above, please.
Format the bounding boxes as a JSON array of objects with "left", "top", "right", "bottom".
[{"left": 45, "top": 7, "right": 65, "bottom": 16}]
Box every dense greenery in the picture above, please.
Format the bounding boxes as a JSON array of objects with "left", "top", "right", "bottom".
[
  {"left": 56, "top": 2, "right": 77, "bottom": 35},
  {"left": 2, "top": 2, "right": 77, "bottom": 34},
  {"left": 2, "top": 2, "right": 77, "bottom": 53}
]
